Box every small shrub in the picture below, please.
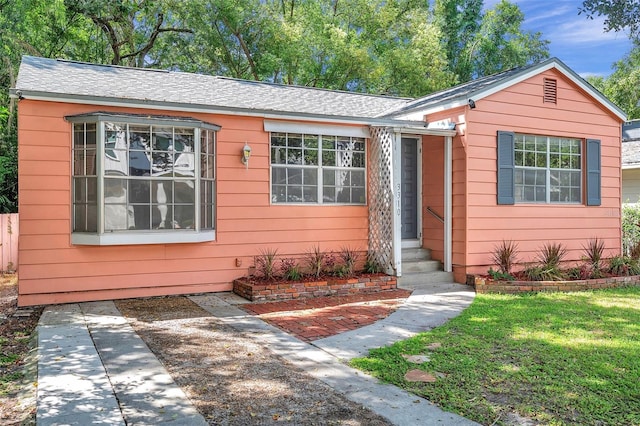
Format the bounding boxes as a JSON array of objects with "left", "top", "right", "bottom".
[
  {"left": 491, "top": 240, "right": 519, "bottom": 274},
  {"left": 324, "top": 251, "right": 337, "bottom": 275},
  {"left": 363, "top": 252, "right": 383, "bottom": 274},
  {"left": 488, "top": 267, "right": 515, "bottom": 281},
  {"left": 523, "top": 264, "right": 565, "bottom": 281},
  {"left": 337, "top": 246, "right": 360, "bottom": 278},
  {"left": 608, "top": 255, "right": 640, "bottom": 276},
  {"left": 566, "top": 263, "right": 596, "bottom": 280},
  {"left": 622, "top": 203, "right": 640, "bottom": 255},
  {"left": 255, "top": 248, "right": 278, "bottom": 280},
  {"left": 333, "top": 264, "right": 350, "bottom": 278},
  {"left": 630, "top": 241, "right": 640, "bottom": 260},
  {"left": 305, "top": 245, "right": 327, "bottom": 279},
  {"left": 280, "top": 257, "right": 302, "bottom": 281}
]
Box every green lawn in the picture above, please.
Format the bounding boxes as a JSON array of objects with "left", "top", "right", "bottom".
[{"left": 351, "top": 287, "right": 640, "bottom": 425}]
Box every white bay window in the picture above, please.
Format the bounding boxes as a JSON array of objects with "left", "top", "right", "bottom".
[{"left": 68, "top": 112, "right": 218, "bottom": 245}]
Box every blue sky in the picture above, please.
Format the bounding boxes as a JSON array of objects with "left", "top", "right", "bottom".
[{"left": 484, "top": 0, "right": 633, "bottom": 77}]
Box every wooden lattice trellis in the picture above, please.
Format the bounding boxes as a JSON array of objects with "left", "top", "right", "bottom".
[{"left": 368, "top": 127, "right": 395, "bottom": 275}]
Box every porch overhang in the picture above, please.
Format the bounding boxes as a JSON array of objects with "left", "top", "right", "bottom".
[{"left": 367, "top": 125, "right": 454, "bottom": 278}]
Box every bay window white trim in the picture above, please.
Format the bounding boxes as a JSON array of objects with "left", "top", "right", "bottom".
[{"left": 67, "top": 112, "right": 219, "bottom": 245}]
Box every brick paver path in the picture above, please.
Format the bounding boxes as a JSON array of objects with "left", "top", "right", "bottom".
[{"left": 241, "top": 289, "right": 411, "bottom": 342}]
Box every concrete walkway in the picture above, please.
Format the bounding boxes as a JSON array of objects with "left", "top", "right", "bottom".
[{"left": 35, "top": 281, "right": 478, "bottom": 425}]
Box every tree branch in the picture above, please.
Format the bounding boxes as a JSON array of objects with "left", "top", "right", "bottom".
[{"left": 119, "top": 13, "right": 193, "bottom": 67}]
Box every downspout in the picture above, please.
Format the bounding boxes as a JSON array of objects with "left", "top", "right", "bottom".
[{"left": 444, "top": 135, "right": 453, "bottom": 272}]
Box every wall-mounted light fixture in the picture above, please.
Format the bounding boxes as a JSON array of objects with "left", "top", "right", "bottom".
[
  {"left": 241, "top": 143, "right": 252, "bottom": 168},
  {"left": 468, "top": 99, "right": 476, "bottom": 109}
]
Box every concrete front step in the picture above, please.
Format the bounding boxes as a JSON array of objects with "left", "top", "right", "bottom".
[
  {"left": 402, "top": 259, "right": 442, "bottom": 273},
  {"left": 401, "top": 248, "right": 432, "bottom": 261},
  {"left": 398, "top": 271, "right": 455, "bottom": 289}
]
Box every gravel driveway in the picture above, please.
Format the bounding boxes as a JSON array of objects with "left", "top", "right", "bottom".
[{"left": 116, "top": 296, "right": 393, "bottom": 425}]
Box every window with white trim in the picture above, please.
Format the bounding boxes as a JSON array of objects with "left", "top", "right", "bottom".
[
  {"left": 68, "top": 112, "right": 218, "bottom": 245},
  {"left": 514, "top": 134, "right": 581, "bottom": 203},
  {"left": 270, "top": 132, "right": 366, "bottom": 204}
]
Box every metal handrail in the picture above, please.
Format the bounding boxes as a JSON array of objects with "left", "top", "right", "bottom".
[{"left": 426, "top": 206, "right": 444, "bottom": 224}]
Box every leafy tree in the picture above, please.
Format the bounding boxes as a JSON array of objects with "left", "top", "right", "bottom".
[
  {"left": 469, "top": 0, "right": 549, "bottom": 78},
  {"left": 433, "top": 0, "right": 483, "bottom": 81},
  {"left": 64, "top": 0, "right": 193, "bottom": 67},
  {"left": 580, "top": 0, "right": 640, "bottom": 42},
  {"left": 588, "top": 46, "right": 640, "bottom": 120},
  {"left": 433, "top": 0, "right": 549, "bottom": 82}
]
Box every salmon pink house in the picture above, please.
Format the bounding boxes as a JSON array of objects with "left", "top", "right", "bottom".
[{"left": 11, "top": 56, "right": 626, "bottom": 306}]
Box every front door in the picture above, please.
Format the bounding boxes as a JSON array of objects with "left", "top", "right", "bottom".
[{"left": 401, "top": 138, "right": 418, "bottom": 240}]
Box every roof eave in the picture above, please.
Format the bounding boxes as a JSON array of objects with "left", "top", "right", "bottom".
[{"left": 10, "top": 89, "right": 455, "bottom": 135}]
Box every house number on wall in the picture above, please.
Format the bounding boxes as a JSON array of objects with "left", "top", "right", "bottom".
[{"left": 396, "top": 182, "right": 401, "bottom": 216}]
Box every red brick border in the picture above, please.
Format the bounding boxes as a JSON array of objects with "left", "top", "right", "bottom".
[
  {"left": 470, "top": 274, "right": 640, "bottom": 294},
  {"left": 233, "top": 274, "right": 397, "bottom": 302}
]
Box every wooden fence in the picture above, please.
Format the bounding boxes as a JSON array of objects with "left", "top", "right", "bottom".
[{"left": 0, "top": 213, "right": 18, "bottom": 272}]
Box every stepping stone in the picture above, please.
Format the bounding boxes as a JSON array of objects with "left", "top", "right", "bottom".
[
  {"left": 427, "top": 342, "right": 442, "bottom": 350},
  {"left": 404, "top": 369, "right": 437, "bottom": 383},
  {"left": 402, "top": 354, "right": 431, "bottom": 363}
]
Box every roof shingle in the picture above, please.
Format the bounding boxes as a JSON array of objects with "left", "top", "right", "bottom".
[{"left": 15, "top": 56, "right": 410, "bottom": 120}]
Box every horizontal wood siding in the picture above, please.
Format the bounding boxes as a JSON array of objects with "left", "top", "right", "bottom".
[
  {"left": 17, "top": 101, "right": 368, "bottom": 305},
  {"left": 422, "top": 109, "right": 468, "bottom": 283},
  {"left": 461, "top": 69, "right": 622, "bottom": 275}
]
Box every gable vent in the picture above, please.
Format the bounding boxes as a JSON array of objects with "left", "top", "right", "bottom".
[{"left": 543, "top": 78, "right": 557, "bottom": 104}]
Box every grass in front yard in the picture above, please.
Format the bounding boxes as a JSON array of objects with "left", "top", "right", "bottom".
[{"left": 351, "top": 287, "right": 640, "bottom": 425}]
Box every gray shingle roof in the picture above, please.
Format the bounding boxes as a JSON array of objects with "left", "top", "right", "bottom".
[
  {"left": 623, "top": 120, "right": 640, "bottom": 142},
  {"left": 623, "top": 121, "right": 640, "bottom": 167},
  {"left": 380, "top": 65, "right": 530, "bottom": 117},
  {"left": 14, "top": 56, "right": 410, "bottom": 120},
  {"left": 382, "top": 57, "right": 626, "bottom": 121},
  {"left": 13, "top": 55, "right": 626, "bottom": 123},
  {"left": 623, "top": 141, "right": 640, "bottom": 167}
]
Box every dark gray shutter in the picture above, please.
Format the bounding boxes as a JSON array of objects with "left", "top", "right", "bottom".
[
  {"left": 497, "top": 131, "right": 515, "bottom": 205},
  {"left": 586, "top": 138, "right": 601, "bottom": 206}
]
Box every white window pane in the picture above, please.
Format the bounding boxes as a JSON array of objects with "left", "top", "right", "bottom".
[
  {"left": 287, "top": 186, "right": 302, "bottom": 202},
  {"left": 352, "top": 170, "right": 365, "bottom": 186},
  {"left": 352, "top": 187, "right": 366, "bottom": 204},
  {"left": 303, "top": 169, "right": 317, "bottom": 185},
  {"left": 288, "top": 168, "right": 302, "bottom": 185},
  {"left": 271, "top": 147, "right": 286, "bottom": 164},
  {"left": 288, "top": 134, "right": 302, "bottom": 148},
  {"left": 105, "top": 204, "right": 132, "bottom": 231},
  {"left": 287, "top": 148, "right": 302, "bottom": 164},
  {"left": 174, "top": 152, "right": 195, "bottom": 177},
  {"left": 323, "top": 187, "right": 336, "bottom": 203},
  {"left": 272, "top": 186, "right": 287, "bottom": 202},
  {"left": 303, "top": 186, "right": 318, "bottom": 202}
]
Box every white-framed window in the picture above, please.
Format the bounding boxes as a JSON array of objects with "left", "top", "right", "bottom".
[
  {"left": 514, "top": 134, "right": 582, "bottom": 203},
  {"left": 270, "top": 132, "right": 366, "bottom": 204},
  {"left": 68, "top": 112, "right": 219, "bottom": 245}
]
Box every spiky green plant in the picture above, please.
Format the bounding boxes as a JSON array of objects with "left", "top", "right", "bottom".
[
  {"left": 582, "top": 238, "right": 606, "bottom": 278},
  {"left": 491, "top": 240, "right": 519, "bottom": 274},
  {"left": 254, "top": 248, "right": 278, "bottom": 280},
  {"left": 280, "top": 257, "right": 302, "bottom": 281},
  {"left": 304, "top": 245, "right": 326, "bottom": 279},
  {"left": 337, "top": 246, "right": 360, "bottom": 277},
  {"left": 363, "top": 251, "right": 383, "bottom": 274},
  {"left": 537, "top": 242, "right": 566, "bottom": 270}
]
